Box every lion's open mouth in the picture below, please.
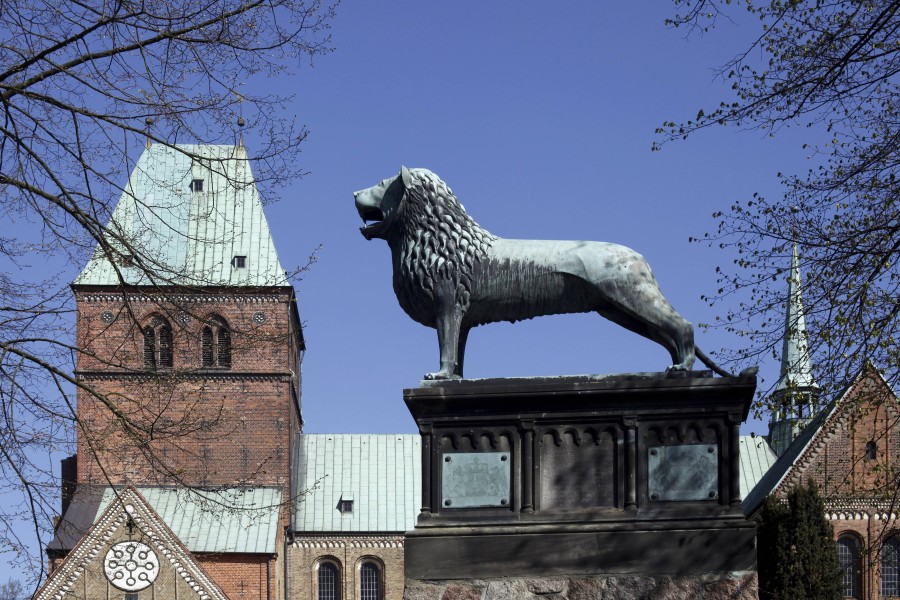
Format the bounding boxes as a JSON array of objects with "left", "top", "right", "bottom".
[
  {"left": 360, "top": 207, "right": 384, "bottom": 226},
  {"left": 358, "top": 206, "right": 386, "bottom": 240}
]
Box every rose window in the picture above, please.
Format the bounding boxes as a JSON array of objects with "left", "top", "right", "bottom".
[{"left": 103, "top": 541, "right": 160, "bottom": 591}]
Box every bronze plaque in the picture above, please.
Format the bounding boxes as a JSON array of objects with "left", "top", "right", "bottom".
[
  {"left": 648, "top": 444, "right": 718, "bottom": 501},
  {"left": 441, "top": 452, "right": 510, "bottom": 508}
]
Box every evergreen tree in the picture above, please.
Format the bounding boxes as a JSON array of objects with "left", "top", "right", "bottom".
[{"left": 757, "top": 481, "right": 843, "bottom": 600}]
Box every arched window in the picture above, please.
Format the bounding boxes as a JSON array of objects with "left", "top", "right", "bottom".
[
  {"left": 201, "top": 316, "right": 231, "bottom": 368},
  {"left": 882, "top": 535, "right": 900, "bottom": 597},
  {"left": 837, "top": 534, "right": 861, "bottom": 599},
  {"left": 143, "top": 316, "right": 173, "bottom": 369},
  {"left": 360, "top": 561, "right": 382, "bottom": 600},
  {"left": 317, "top": 560, "right": 340, "bottom": 600}
]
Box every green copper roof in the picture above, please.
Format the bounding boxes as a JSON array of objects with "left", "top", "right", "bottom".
[
  {"left": 739, "top": 435, "right": 778, "bottom": 500},
  {"left": 49, "top": 486, "right": 282, "bottom": 554},
  {"left": 75, "top": 144, "right": 288, "bottom": 287},
  {"left": 292, "top": 434, "right": 421, "bottom": 533}
]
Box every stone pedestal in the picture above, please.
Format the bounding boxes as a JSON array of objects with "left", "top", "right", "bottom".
[{"left": 403, "top": 372, "right": 758, "bottom": 600}]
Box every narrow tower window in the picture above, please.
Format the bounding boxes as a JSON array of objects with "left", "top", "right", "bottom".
[
  {"left": 201, "top": 316, "right": 231, "bottom": 369},
  {"left": 217, "top": 325, "right": 231, "bottom": 368},
  {"left": 201, "top": 325, "right": 213, "bottom": 365},
  {"left": 866, "top": 440, "right": 876, "bottom": 460},
  {"left": 190, "top": 178, "right": 204, "bottom": 192},
  {"left": 158, "top": 323, "right": 172, "bottom": 366},
  {"left": 232, "top": 255, "right": 247, "bottom": 268},
  {"left": 143, "top": 316, "right": 173, "bottom": 370}
]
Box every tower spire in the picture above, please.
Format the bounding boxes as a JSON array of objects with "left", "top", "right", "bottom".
[
  {"left": 767, "top": 242, "right": 820, "bottom": 456},
  {"left": 775, "top": 243, "right": 818, "bottom": 396}
]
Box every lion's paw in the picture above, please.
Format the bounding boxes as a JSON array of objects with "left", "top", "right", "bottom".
[{"left": 424, "top": 372, "right": 460, "bottom": 381}]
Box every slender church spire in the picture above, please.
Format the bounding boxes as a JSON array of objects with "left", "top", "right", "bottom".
[
  {"left": 768, "top": 243, "right": 820, "bottom": 456},
  {"left": 775, "top": 243, "right": 818, "bottom": 395}
]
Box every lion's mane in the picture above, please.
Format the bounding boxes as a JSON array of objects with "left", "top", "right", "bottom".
[{"left": 395, "top": 169, "right": 496, "bottom": 314}]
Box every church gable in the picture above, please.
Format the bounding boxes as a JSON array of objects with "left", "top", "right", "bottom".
[
  {"left": 775, "top": 366, "right": 900, "bottom": 500},
  {"left": 36, "top": 486, "right": 229, "bottom": 600}
]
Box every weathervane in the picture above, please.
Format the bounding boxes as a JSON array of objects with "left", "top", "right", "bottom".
[{"left": 144, "top": 117, "right": 153, "bottom": 149}]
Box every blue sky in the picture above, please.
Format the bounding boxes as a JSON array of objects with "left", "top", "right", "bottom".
[
  {"left": 14, "top": 3, "right": 819, "bottom": 441},
  {"left": 4, "top": 2, "right": 832, "bottom": 576},
  {"left": 252, "top": 2, "right": 818, "bottom": 436}
]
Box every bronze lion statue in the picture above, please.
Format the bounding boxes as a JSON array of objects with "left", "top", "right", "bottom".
[{"left": 354, "top": 167, "right": 718, "bottom": 380}]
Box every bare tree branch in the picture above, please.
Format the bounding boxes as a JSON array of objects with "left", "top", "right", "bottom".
[{"left": 0, "top": 0, "right": 335, "bottom": 584}]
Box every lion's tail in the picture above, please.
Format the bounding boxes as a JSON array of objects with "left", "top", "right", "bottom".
[{"left": 696, "top": 347, "right": 735, "bottom": 378}]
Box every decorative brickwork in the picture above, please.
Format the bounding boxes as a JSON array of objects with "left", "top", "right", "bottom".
[{"left": 774, "top": 369, "right": 900, "bottom": 499}]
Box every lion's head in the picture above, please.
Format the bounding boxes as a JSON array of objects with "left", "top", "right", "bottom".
[
  {"left": 354, "top": 167, "right": 496, "bottom": 298},
  {"left": 354, "top": 172, "right": 406, "bottom": 241}
]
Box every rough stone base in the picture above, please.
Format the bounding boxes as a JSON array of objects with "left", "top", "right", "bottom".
[{"left": 404, "top": 573, "right": 758, "bottom": 600}]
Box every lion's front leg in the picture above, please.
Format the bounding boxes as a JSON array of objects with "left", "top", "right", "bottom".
[{"left": 425, "top": 282, "right": 463, "bottom": 381}]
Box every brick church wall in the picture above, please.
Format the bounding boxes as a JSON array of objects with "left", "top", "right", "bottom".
[
  {"left": 788, "top": 376, "right": 899, "bottom": 498},
  {"left": 774, "top": 368, "right": 900, "bottom": 598},
  {"left": 73, "top": 289, "right": 301, "bottom": 488},
  {"left": 76, "top": 374, "right": 294, "bottom": 486},
  {"left": 197, "top": 553, "right": 275, "bottom": 600},
  {"left": 68, "top": 288, "right": 301, "bottom": 600},
  {"left": 823, "top": 513, "right": 900, "bottom": 600},
  {"left": 287, "top": 537, "right": 406, "bottom": 600},
  {"left": 74, "top": 290, "right": 299, "bottom": 373}
]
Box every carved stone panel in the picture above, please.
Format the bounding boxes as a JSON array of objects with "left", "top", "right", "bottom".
[{"left": 539, "top": 427, "right": 618, "bottom": 510}]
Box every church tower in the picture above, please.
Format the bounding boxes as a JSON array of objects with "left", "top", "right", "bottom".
[
  {"left": 767, "top": 243, "right": 820, "bottom": 456},
  {"left": 53, "top": 143, "right": 303, "bottom": 599},
  {"left": 71, "top": 143, "right": 303, "bottom": 489}
]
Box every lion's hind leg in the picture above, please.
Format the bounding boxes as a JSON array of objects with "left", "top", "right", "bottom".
[
  {"left": 665, "top": 316, "right": 695, "bottom": 372},
  {"left": 597, "top": 304, "right": 696, "bottom": 372}
]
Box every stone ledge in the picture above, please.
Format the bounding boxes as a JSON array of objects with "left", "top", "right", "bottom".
[{"left": 405, "top": 525, "right": 755, "bottom": 580}]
